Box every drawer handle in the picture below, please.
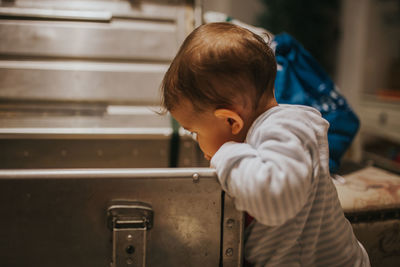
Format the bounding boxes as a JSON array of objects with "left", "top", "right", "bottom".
[{"left": 108, "top": 201, "right": 153, "bottom": 267}]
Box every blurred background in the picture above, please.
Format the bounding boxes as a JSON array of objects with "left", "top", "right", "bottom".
[{"left": 205, "top": 0, "right": 400, "bottom": 174}]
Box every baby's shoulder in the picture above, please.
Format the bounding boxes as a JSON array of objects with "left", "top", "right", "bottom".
[
  {"left": 248, "top": 104, "right": 328, "bottom": 144},
  {"left": 272, "top": 104, "right": 322, "bottom": 119},
  {"left": 259, "top": 104, "right": 325, "bottom": 128}
]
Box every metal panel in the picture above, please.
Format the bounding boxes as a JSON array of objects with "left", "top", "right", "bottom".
[
  {"left": 0, "top": 139, "right": 171, "bottom": 168},
  {"left": 0, "top": 61, "right": 168, "bottom": 103},
  {"left": 0, "top": 105, "right": 210, "bottom": 168},
  {"left": 0, "top": 0, "right": 194, "bottom": 105},
  {"left": 0, "top": 0, "right": 185, "bottom": 21},
  {"left": 222, "top": 193, "right": 245, "bottom": 267},
  {"left": 0, "top": 20, "right": 178, "bottom": 61},
  {"left": 0, "top": 6, "right": 112, "bottom": 21},
  {"left": 0, "top": 168, "right": 243, "bottom": 267},
  {"left": 0, "top": 106, "right": 171, "bottom": 131},
  {"left": 0, "top": 137, "right": 208, "bottom": 169}
]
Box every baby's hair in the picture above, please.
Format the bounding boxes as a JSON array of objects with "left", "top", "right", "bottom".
[{"left": 161, "top": 22, "right": 277, "bottom": 113}]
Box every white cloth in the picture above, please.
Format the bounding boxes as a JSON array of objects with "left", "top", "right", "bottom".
[{"left": 211, "top": 104, "right": 370, "bottom": 266}]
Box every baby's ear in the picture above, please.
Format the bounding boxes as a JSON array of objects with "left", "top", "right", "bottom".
[{"left": 214, "top": 109, "right": 244, "bottom": 135}]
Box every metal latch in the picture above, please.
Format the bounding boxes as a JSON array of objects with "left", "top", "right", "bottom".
[{"left": 107, "top": 201, "right": 153, "bottom": 267}]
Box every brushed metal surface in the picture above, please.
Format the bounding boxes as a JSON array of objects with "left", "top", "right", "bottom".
[
  {"left": 0, "top": 168, "right": 243, "bottom": 267},
  {"left": 0, "top": 107, "right": 171, "bottom": 136},
  {"left": 0, "top": 168, "right": 216, "bottom": 179},
  {"left": 1, "top": 0, "right": 183, "bottom": 20},
  {"left": 222, "top": 194, "right": 245, "bottom": 267},
  {"left": 0, "top": 109, "right": 208, "bottom": 169},
  {"left": 0, "top": 61, "right": 168, "bottom": 103},
  {"left": 0, "top": 0, "right": 191, "bottom": 106},
  {"left": 0, "top": 19, "right": 178, "bottom": 60},
  {"left": 0, "top": 137, "right": 208, "bottom": 169},
  {"left": 0, "top": 7, "right": 112, "bottom": 21},
  {"left": 0, "top": 139, "right": 171, "bottom": 168}
]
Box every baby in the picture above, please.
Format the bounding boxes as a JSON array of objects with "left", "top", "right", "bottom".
[{"left": 161, "top": 22, "right": 370, "bottom": 266}]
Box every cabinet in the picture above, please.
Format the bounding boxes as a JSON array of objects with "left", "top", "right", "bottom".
[
  {"left": 337, "top": 0, "right": 400, "bottom": 173},
  {"left": 0, "top": 0, "right": 207, "bottom": 169}
]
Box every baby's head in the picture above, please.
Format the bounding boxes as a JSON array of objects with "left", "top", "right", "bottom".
[{"left": 161, "top": 22, "right": 277, "bottom": 160}]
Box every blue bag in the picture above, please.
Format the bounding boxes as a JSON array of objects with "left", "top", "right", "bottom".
[{"left": 273, "top": 33, "right": 359, "bottom": 173}]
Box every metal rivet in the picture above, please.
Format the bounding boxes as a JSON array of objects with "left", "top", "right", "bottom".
[
  {"left": 225, "top": 248, "right": 233, "bottom": 257},
  {"left": 126, "top": 234, "right": 133, "bottom": 241},
  {"left": 192, "top": 173, "right": 200, "bottom": 183},
  {"left": 126, "top": 257, "right": 133, "bottom": 265},
  {"left": 226, "top": 219, "right": 235, "bottom": 228}
]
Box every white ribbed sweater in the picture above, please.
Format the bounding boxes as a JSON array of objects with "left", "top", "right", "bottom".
[{"left": 211, "top": 104, "right": 369, "bottom": 267}]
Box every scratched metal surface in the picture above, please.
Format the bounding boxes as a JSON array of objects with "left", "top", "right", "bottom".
[{"left": 0, "top": 168, "right": 243, "bottom": 267}]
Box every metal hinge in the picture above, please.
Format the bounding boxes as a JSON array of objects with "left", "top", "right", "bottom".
[{"left": 108, "top": 201, "right": 153, "bottom": 267}]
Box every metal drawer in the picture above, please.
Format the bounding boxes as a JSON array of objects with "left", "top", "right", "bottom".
[
  {"left": 0, "top": 108, "right": 207, "bottom": 169},
  {"left": 0, "top": 0, "right": 187, "bottom": 21},
  {"left": 0, "top": 0, "right": 205, "bottom": 168},
  {"left": 359, "top": 100, "right": 400, "bottom": 143},
  {"left": 0, "top": 61, "right": 168, "bottom": 103},
  {"left": 0, "top": 136, "right": 205, "bottom": 169},
  {"left": 0, "top": 19, "right": 178, "bottom": 60},
  {"left": 0, "top": 168, "right": 244, "bottom": 267},
  {"left": 0, "top": 0, "right": 196, "bottom": 105}
]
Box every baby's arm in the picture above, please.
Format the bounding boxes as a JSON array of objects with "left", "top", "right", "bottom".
[{"left": 211, "top": 124, "right": 315, "bottom": 226}]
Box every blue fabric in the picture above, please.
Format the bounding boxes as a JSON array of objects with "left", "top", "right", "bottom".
[{"left": 273, "top": 33, "right": 359, "bottom": 173}]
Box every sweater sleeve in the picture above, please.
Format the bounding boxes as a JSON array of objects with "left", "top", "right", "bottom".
[{"left": 211, "top": 123, "right": 315, "bottom": 226}]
